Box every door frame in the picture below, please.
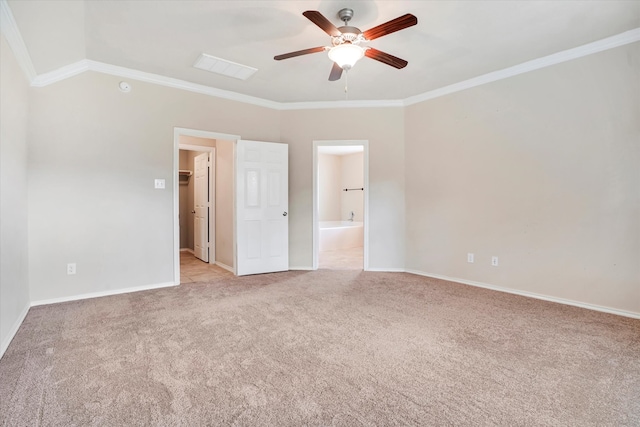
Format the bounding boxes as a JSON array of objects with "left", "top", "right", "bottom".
[
  {"left": 312, "top": 140, "right": 370, "bottom": 271},
  {"left": 173, "top": 127, "right": 240, "bottom": 284}
]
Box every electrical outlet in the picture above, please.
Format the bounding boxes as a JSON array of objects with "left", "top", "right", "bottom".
[
  {"left": 154, "top": 179, "right": 165, "bottom": 189},
  {"left": 67, "top": 263, "right": 76, "bottom": 275},
  {"left": 467, "top": 253, "right": 474, "bottom": 263},
  {"left": 491, "top": 256, "right": 499, "bottom": 267}
]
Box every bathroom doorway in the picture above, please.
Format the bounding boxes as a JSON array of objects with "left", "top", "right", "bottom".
[{"left": 313, "top": 140, "right": 369, "bottom": 270}]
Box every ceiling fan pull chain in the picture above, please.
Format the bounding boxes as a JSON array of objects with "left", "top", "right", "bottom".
[{"left": 345, "top": 69, "right": 349, "bottom": 100}]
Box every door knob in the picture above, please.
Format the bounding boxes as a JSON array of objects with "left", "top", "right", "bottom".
[{"left": 283, "top": 212, "right": 288, "bottom": 216}]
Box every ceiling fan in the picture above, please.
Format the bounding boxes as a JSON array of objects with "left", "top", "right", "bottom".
[{"left": 274, "top": 8, "right": 418, "bottom": 81}]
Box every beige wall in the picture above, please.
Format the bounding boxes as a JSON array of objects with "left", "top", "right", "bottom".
[
  {"left": 9, "top": 38, "right": 637, "bottom": 315},
  {"left": 341, "top": 152, "right": 364, "bottom": 222},
  {"left": 318, "top": 153, "right": 341, "bottom": 221},
  {"left": 318, "top": 152, "right": 364, "bottom": 223},
  {"left": 27, "top": 71, "right": 280, "bottom": 302},
  {"left": 215, "top": 140, "right": 234, "bottom": 268},
  {"left": 281, "top": 108, "right": 405, "bottom": 270},
  {"left": 0, "top": 34, "right": 31, "bottom": 354},
  {"left": 405, "top": 43, "right": 640, "bottom": 313}
]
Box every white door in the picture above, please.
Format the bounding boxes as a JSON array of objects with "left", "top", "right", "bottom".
[
  {"left": 194, "top": 152, "right": 209, "bottom": 262},
  {"left": 236, "top": 140, "right": 288, "bottom": 276}
]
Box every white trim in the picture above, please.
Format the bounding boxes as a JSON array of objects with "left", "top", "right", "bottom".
[
  {"left": 30, "top": 282, "right": 178, "bottom": 307},
  {"left": 279, "top": 99, "right": 403, "bottom": 110},
  {"left": 232, "top": 141, "right": 238, "bottom": 276},
  {"left": 215, "top": 262, "right": 234, "bottom": 273},
  {"left": 175, "top": 127, "right": 240, "bottom": 142},
  {"left": 312, "top": 140, "right": 369, "bottom": 271},
  {"left": 180, "top": 248, "right": 195, "bottom": 255},
  {"left": 0, "top": 0, "right": 36, "bottom": 82},
  {"left": 174, "top": 128, "right": 240, "bottom": 283},
  {"left": 288, "top": 266, "right": 313, "bottom": 271},
  {"left": 0, "top": 302, "right": 30, "bottom": 359},
  {"left": 86, "top": 60, "right": 281, "bottom": 109},
  {"left": 405, "top": 269, "right": 640, "bottom": 320},
  {"left": 179, "top": 143, "right": 213, "bottom": 152},
  {"left": 404, "top": 27, "right": 640, "bottom": 106},
  {"left": 31, "top": 59, "right": 89, "bottom": 87},
  {"left": 12, "top": 28, "right": 639, "bottom": 110},
  {"left": 365, "top": 268, "right": 405, "bottom": 272}
]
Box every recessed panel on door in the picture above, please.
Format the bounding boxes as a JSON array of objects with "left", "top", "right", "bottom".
[
  {"left": 266, "top": 149, "right": 281, "bottom": 164},
  {"left": 268, "top": 219, "right": 284, "bottom": 257},
  {"left": 247, "top": 220, "right": 261, "bottom": 259},
  {"left": 246, "top": 148, "right": 260, "bottom": 163},
  {"left": 245, "top": 169, "right": 260, "bottom": 208},
  {"left": 267, "top": 171, "right": 280, "bottom": 206}
]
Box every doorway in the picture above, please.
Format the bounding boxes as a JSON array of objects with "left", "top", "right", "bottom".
[
  {"left": 312, "top": 140, "right": 369, "bottom": 270},
  {"left": 173, "top": 128, "right": 240, "bottom": 284}
]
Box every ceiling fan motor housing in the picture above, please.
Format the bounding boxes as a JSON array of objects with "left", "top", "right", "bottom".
[{"left": 332, "top": 27, "right": 364, "bottom": 46}]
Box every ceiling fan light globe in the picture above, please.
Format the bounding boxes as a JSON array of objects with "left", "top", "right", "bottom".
[{"left": 328, "top": 44, "right": 364, "bottom": 69}]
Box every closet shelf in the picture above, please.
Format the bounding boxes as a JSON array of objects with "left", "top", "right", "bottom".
[{"left": 179, "top": 170, "right": 193, "bottom": 185}]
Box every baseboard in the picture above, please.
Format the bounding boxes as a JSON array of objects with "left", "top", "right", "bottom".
[
  {"left": 180, "top": 248, "right": 195, "bottom": 255},
  {"left": 288, "top": 266, "right": 313, "bottom": 271},
  {"left": 365, "top": 268, "right": 405, "bottom": 272},
  {"left": 215, "top": 262, "right": 234, "bottom": 273},
  {"left": 30, "top": 281, "right": 178, "bottom": 307},
  {"left": 405, "top": 269, "right": 640, "bottom": 320},
  {"left": 0, "top": 302, "right": 30, "bottom": 360}
]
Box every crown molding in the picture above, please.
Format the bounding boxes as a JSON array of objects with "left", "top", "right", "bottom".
[
  {"left": 0, "top": 0, "right": 36, "bottom": 82},
  {"left": 29, "top": 58, "right": 402, "bottom": 110},
  {"left": 404, "top": 27, "right": 640, "bottom": 106},
  {"left": 86, "top": 60, "right": 282, "bottom": 109},
  {"left": 8, "top": 11, "right": 638, "bottom": 111},
  {"left": 31, "top": 59, "right": 90, "bottom": 87},
  {"left": 278, "top": 99, "right": 404, "bottom": 110}
]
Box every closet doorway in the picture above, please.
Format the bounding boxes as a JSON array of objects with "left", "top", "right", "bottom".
[
  {"left": 178, "top": 141, "right": 215, "bottom": 263},
  {"left": 174, "top": 128, "right": 239, "bottom": 284}
]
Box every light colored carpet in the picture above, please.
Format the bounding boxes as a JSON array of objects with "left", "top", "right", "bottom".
[{"left": 1, "top": 269, "right": 639, "bottom": 426}]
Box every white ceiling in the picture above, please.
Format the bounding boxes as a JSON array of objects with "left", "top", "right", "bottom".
[{"left": 6, "top": 0, "right": 640, "bottom": 103}]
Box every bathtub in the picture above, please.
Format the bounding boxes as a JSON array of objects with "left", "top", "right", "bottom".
[{"left": 319, "top": 221, "right": 364, "bottom": 251}]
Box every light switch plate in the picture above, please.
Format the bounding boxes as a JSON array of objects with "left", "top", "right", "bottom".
[{"left": 154, "top": 179, "right": 165, "bottom": 189}]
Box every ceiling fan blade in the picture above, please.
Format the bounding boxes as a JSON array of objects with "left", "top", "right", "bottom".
[
  {"left": 303, "top": 11, "right": 342, "bottom": 37},
  {"left": 328, "top": 62, "right": 343, "bottom": 81},
  {"left": 274, "top": 46, "right": 326, "bottom": 61},
  {"left": 365, "top": 48, "right": 408, "bottom": 69},
  {"left": 363, "top": 14, "right": 418, "bottom": 41}
]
